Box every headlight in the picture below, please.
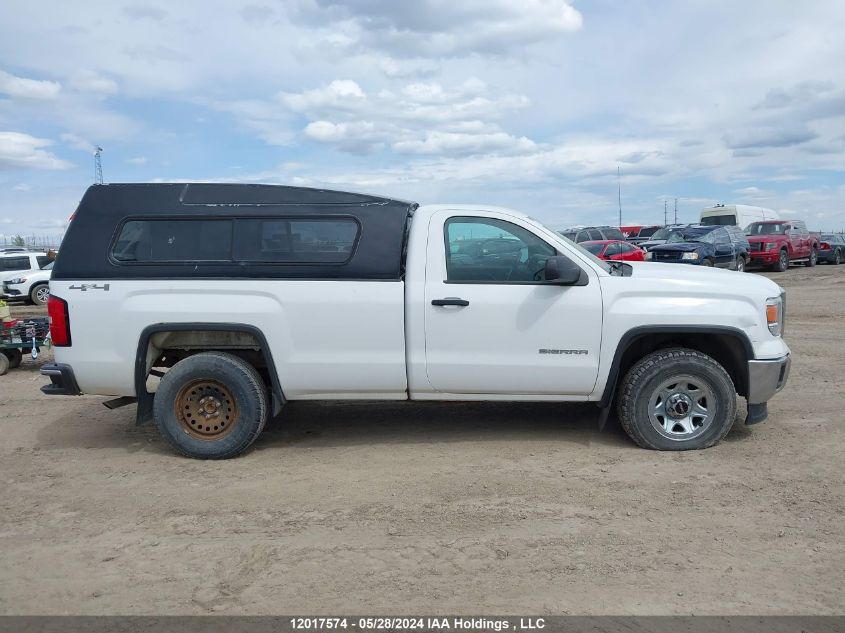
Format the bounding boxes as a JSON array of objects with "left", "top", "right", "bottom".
[
  {"left": 766, "top": 294, "right": 785, "bottom": 336},
  {"left": 680, "top": 252, "right": 700, "bottom": 260},
  {"left": 645, "top": 251, "right": 653, "bottom": 260},
  {"left": 765, "top": 242, "right": 777, "bottom": 251},
  {"left": 6, "top": 277, "right": 26, "bottom": 284}
]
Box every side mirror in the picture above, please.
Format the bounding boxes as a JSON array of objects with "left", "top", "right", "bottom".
[{"left": 544, "top": 256, "right": 584, "bottom": 285}]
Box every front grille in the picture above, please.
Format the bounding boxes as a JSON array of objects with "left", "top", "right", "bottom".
[
  {"left": 749, "top": 242, "right": 763, "bottom": 252},
  {"left": 654, "top": 251, "right": 681, "bottom": 261}
]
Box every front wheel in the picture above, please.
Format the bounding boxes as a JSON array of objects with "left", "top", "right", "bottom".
[
  {"left": 835, "top": 249, "right": 842, "bottom": 265},
  {"left": 617, "top": 348, "right": 737, "bottom": 450},
  {"left": 701, "top": 258, "right": 714, "bottom": 267},
  {"left": 735, "top": 255, "right": 746, "bottom": 272},
  {"left": 153, "top": 351, "right": 268, "bottom": 459},
  {"left": 774, "top": 249, "right": 789, "bottom": 272},
  {"left": 805, "top": 248, "right": 817, "bottom": 267}
]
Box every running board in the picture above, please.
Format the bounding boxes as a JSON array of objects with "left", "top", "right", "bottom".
[{"left": 102, "top": 396, "right": 138, "bottom": 410}]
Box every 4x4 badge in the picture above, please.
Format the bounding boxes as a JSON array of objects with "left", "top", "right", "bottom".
[{"left": 68, "top": 284, "right": 110, "bottom": 292}]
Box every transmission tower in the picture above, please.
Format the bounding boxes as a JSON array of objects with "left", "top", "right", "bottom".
[{"left": 94, "top": 146, "right": 104, "bottom": 184}]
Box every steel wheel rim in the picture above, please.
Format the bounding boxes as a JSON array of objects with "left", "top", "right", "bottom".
[
  {"left": 779, "top": 251, "right": 788, "bottom": 268},
  {"left": 811, "top": 250, "right": 816, "bottom": 264},
  {"left": 836, "top": 251, "right": 841, "bottom": 265},
  {"left": 35, "top": 286, "right": 49, "bottom": 303},
  {"left": 174, "top": 379, "right": 239, "bottom": 440},
  {"left": 736, "top": 257, "right": 745, "bottom": 272},
  {"left": 648, "top": 374, "right": 716, "bottom": 441}
]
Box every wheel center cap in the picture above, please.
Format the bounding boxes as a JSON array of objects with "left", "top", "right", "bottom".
[
  {"left": 666, "top": 393, "right": 692, "bottom": 418},
  {"left": 199, "top": 396, "right": 221, "bottom": 416}
]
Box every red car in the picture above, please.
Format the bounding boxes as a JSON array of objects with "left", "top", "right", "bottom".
[{"left": 581, "top": 240, "right": 646, "bottom": 261}]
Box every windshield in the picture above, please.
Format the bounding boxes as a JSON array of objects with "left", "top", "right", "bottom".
[
  {"left": 582, "top": 242, "right": 605, "bottom": 255},
  {"left": 602, "top": 228, "right": 625, "bottom": 240},
  {"left": 700, "top": 214, "right": 736, "bottom": 226},
  {"left": 666, "top": 227, "right": 717, "bottom": 244},
  {"left": 746, "top": 222, "right": 786, "bottom": 236},
  {"left": 651, "top": 227, "right": 677, "bottom": 240},
  {"left": 820, "top": 234, "right": 835, "bottom": 241}
]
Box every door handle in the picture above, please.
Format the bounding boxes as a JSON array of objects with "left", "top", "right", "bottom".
[{"left": 431, "top": 297, "right": 470, "bottom": 307}]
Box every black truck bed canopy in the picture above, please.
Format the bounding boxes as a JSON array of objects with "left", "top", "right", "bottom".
[{"left": 53, "top": 183, "right": 418, "bottom": 281}]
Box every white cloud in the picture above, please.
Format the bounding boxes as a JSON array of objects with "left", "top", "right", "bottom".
[
  {"left": 292, "top": 0, "right": 583, "bottom": 57},
  {"left": 0, "top": 131, "right": 73, "bottom": 170},
  {"left": 60, "top": 132, "right": 96, "bottom": 153},
  {"left": 67, "top": 69, "right": 119, "bottom": 95},
  {"left": 126, "top": 156, "right": 148, "bottom": 165},
  {"left": 0, "top": 70, "right": 61, "bottom": 100}
]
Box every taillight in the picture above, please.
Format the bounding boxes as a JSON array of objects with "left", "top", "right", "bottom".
[
  {"left": 48, "top": 295, "right": 71, "bottom": 347},
  {"left": 820, "top": 242, "right": 830, "bottom": 250}
]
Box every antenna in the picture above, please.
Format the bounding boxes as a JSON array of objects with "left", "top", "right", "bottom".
[
  {"left": 94, "top": 146, "right": 104, "bottom": 184},
  {"left": 617, "top": 166, "right": 622, "bottom": 227},
  {"left": 674, "top": 198, "right": 678, "bottom": 224}
]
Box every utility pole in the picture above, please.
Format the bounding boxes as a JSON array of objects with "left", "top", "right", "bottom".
[
  {"left": 94, "top": 146, "right": 104, "bottom": 184},
  {"left": 664, "top": 200, "right": 668, "bottom": 226},
  {"left": 617, "top": 166, "right": 622, "bottom": 227},
  {"left": 674, "top": 198, "right": 678, "bottom": 224}
]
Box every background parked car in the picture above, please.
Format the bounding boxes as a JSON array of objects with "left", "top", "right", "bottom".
[
  {"left": 818, "top": 233, "right": 845, "bottom": 265},
  {"left": 2, "top": 261, "right": 52, "bottom": 305},
  {"left": 1, "top": 251, "right": 51, "bottom": 276},
  {"left": 581, "top": 240, "right": 646, "bottom": 262},
  {"left": 635, "top": 224, "right": 687, "bottom": 250},
  {"left": 626, "top": 225, "right": 663, "bottom": 245},
  {"left": 745, "top": 220, "right": 818, "bottom": 271},
  {"left": 645, "top": 225, "right": 750, "bottom": 270},
  {"left": 559, "top": 225, "right": 626, "bottom": 243}
]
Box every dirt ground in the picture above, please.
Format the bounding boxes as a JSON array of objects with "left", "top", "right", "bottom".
[{"left": 1, "top": 265, "right": 843, "bottom": 616}]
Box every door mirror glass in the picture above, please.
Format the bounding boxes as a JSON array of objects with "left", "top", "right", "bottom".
[{"left": 544, "top": 256, "right": 583, "bottom": 285}]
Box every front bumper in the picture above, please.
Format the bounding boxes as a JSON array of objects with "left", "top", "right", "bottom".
[
  {"left": 40, "top": 363, "right": 83, "bottom": 396},
  {"left": 748, "top": 250, "right": 779, "bottom": 265},
  {"left": 747, "top": 355, "right": 791, "bottom": 405}
]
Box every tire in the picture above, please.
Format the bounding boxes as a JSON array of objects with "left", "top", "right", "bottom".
[
  {"left": 835, "top": 249, "right": 842, "bottom": 265},
  {"left": 0, "top": 353, "right": 8, "bottom": 376},
  {"left": 805, "top": 248, "right": 817, "bottom": 267},
  {"left": 701, "top": 258, "right": 714, "bottom": 267},
  {"left": 153, "top": 351, "right": 268, "bottom": 459},
  {"left": 3, "top": 348, "right": 22, "bottom": 369},
  {"left": 735, "top": 255, "right": 746, "bottom": 272},
  {"left": 774, "top": 249, "right": 789, "bottom": 272},
  {"left": 617, "top": 348, "right": 737, "bottom": 451},
  {"left": 29, "top": 283, "right": 49, "bottom": 306}
]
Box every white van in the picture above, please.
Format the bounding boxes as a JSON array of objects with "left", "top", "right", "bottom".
[{"left": 700, "top": 204, "right": 778, "bottom": 229}]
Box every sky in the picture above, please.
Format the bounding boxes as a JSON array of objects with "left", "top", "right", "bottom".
[{"left": 1, "top": 0, "right": 844, "bottom": 239}]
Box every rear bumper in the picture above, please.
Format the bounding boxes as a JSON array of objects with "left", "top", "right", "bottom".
[
  {"left": 747, "top": 355, "right": 791, "bottom": 405},
  {"left": 40, "top": 363, "right": 83, "bottom": 396}
]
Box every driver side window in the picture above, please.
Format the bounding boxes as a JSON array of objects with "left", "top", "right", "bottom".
[{"left": 445, "top": 217, "right": 557, "bottom": 283}]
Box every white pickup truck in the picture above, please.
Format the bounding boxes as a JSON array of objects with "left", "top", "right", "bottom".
[{"left": 42, "top": 184, "right": 791, "bottom": 458}]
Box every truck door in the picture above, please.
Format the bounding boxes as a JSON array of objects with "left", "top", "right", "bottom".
[{"left": 422, "top": 211, "right": 603, "bottom": 396}]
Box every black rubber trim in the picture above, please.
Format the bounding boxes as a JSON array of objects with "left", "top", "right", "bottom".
[
  {"left": 745, "top": 402, "right": 768, "bottom": 425},
  {"left": 599, "top": 325, "right": 755, "bottom": 408},
  {"left": 134, "top": 323, "right": 286, "bottom": 425},
  {"left": 40, "top": 363, "right": 83, "bottom": 396}
]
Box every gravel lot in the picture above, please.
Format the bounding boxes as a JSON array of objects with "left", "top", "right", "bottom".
[{"left": 1, "top": 265, "right": 843, "bottom": 615}]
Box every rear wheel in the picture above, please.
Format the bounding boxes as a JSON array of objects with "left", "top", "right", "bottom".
[
  {"left": 805, "top": 248, "right": 817, "bottom": 267},
  {"left": 774, "top": 249, "right": 789, "bottom": 272},
  {"left": 617, "top": 348, "right": 737, "bottom": 450},
  {"left": 153, "top": 352, "right": 268, "bottom": 459},
  {"left": 835, "top": 249, "right": 842, "bottom": 265},
  {"left": 735, "top": 255, "right": 746, "bottom": 272},
  {"left": 0, "top": 353, "right": 9, "bottom": 376},
  {"left": 3, "top": 348, "right": 22, "bottom": 369},
  {"left": 29, "top": 283, "right": 49, "bottom": 306}
]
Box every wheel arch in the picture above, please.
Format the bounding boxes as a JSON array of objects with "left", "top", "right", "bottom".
[
  {"left": 600, "top": 325, "right": 754, "bottom": 408},
  {"left": 134, "top": 323, "right": 286, "bottom": 425}
]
